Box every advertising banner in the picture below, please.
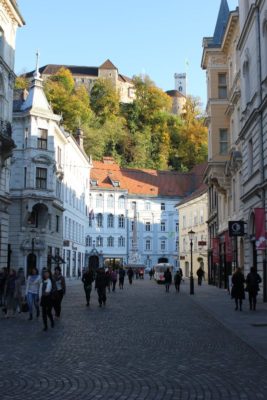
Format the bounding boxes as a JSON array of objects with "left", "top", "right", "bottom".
[{"left": 255, "top": 208, "right": 267, "bottom": 250}]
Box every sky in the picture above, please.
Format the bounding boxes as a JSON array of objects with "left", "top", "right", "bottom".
[{"left": 15, "top": 0, "right": 238, "bottom": 108}]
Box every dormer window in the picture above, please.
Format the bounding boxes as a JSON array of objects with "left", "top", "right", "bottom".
[
  {"left": 112, "top": 180, "right": 120, "bottom": 187},
  {"left": 91, "top": 179, "right": 98, "bottom": 187}
]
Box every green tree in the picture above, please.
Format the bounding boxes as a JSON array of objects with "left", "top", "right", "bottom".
[{"left": 90, "top": 78, "right": 120, "bottom": 123}]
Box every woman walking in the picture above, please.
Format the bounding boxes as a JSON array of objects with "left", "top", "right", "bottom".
[
  {"left": 4, "top": 269, "right": 17, "bottom": 318},
  {"left": 14, "top": 268, "right": 26, "bottom": 313},
  {"left": 26, "top": 267, "right": 41, "bottom": 320},
  {"left": 246, "top": 267, "right": 262, "bottom": 311},
  {"left": 40, "top": 269, "right": 54, "bottom": 331},
  {"left": 127, "top": 267, "right": 134, "bottom": 285},
  {"left": 53, "top": 266, "right": 66, "bottom": 317},
  {"left": 231, "top": 267, "right": 245, "bottom": 311},
  {"left": 111, "top": 268, "right": 117, "bottom": 292},
  {"left": 164, "top": 268, "right": 172, "bottom": 293},
  {"left": 174, "top": 270, "right": 182, "bottom": 292}
]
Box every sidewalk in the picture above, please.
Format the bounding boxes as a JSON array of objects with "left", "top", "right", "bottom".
[{"left": 184, "top": 280, "right": 267, "bottom": 360}]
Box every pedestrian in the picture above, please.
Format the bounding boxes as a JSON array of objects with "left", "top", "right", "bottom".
[
  {"left": 25, "top": 266, "right": 41, "bottom": 320},
  {"left": 196, "top": 266, "right": 205, "bottom": 286},
  {"left": 14, "top": 268, "right": 26, "bottom": 313},
  {"left": 164, "top": 268, "right": 172, "bottom": 293},
  {"left": 231, "top": 267, "right": 245, "bottom": 311},
  {"left": 135, "top": 269, "right": 139, "bottom": 279},
  {"left": 246, "top": 266, "right": 262, "bottom": 311},
  {"left": 0, "top": 267, "right": 7, "bottom": 307},
  {"left": 3, "top": 269, "right": 17, "bottom": 318},
  {"left": 95, "top": 268, "right": 107, "bottom": 307},
  {"left": 149, "top": 269, "right": 153, "bottom": 280},
  {"left": 127, "top": 267, "right": 134, "bottom": 285},
  {"left": 179, "top": 267, "right": 184, "bottom": 282},
  {"left": 111, "top": 268, "right": 117, "bottom": 292},
  {"left": 39, "top": 269, "right": 54, "bottom": 331},
  {"left": 119, "top": 267, "right": 125, "bottom": 289},
  {"left": 82, "top": 266, "right": 95, "bottom": 306},
  {"left": 53, "top": 266, "right": 66, "bottom": 317},
  {"left": 105, "top": 268, "right": 111, "bottom": 292},
  {"left": 174, "top": 270, "right": 182, "bottom": 292},
  {"left": 139, "top": 268, "right": 144, "bottom": 279}
]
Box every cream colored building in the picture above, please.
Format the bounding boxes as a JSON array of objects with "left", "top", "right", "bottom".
[
  {"left": 0, "top": 1, "right": 24, "bottom": 268},
  {"left": 177, "top": 188, "right": 208, "bottom": 279},
  {"left": 24, "top": 59, "right": 135, "bottom": 104}
]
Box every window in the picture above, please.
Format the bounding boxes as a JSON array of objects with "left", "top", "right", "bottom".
[
  {"left": 219, "top": 129, "right": 228, "bottom": 155},
  {"left": 118, "top": 214, "right": 125, "bottom": 228},
  {"left": 145, "top": 222, "right": 151, "bottom": 232},
  {"left": 107, "top": 236, "right": 114, "bottom": 247},
  {"left": 183, "top": 216, "right": 186, "bottom": 229},
  {"left": 0, "top": 29, "right": 4, "bottom": 56},
  {"left": 36, "top": 167, "right": 47, "bottom": 189},
  {"left": 96, "top": 213, "right": 103, "bottom": 228},
  {"left": 145, "top": 240, "right": 151, "bottom": 251},
  {"left": 218, "top": 73, "right": 227, "bottom": 99},
  {"left": 56, "top": 180, "right": 61, "bottom": 198},
  {"left": 200, "top": 209, "right": 204, "bottom": 224},
  {"left": 183, "top": 238, "right": 186, "bottom": 252},
  {"left": 96, "top": 194, "right": 103, "bottom": 208},
  {"left": 24, "top": 167, "right": 27, "bottom": 188},
  {"left": 86, "top": 235, "right": 92, "bottom": 247},
  {"left": 107, "top": 214, "right": 114, "bottom": 228},
  {"left": 145, "top": 202, "right": 151, "bottom": 211},
  {"left": 248, "top": 138, "right": 253, "bottom": 174},
  {"left": 131, "top": 201, "right": 136, "bottom": 210},
  {"left": 56, "top": 215, "right": 59, "bottom": 233},
  {"left": 176, "top": 239, "right": 179, "bottom": 251},
  {"left": 193, "top": 211, "right": 198, "bottom": 226},
  {"left": 161, "top": 203, "right": 165, "bottom": 211},
  {"left": 161, "top": 221, "right": 166, "bottom": 232},
  {"left": 57, "top": 146, "right": 62, "bottom": 167},
  {"left": 176, "top": 222, "right": 179, "bottom": 232},
  {"left": 243, "top": 56, "right": 250, "bottom": 104},
  {"left": 96, "top": 236, "right": 103, "bottom": 247},
  {"left": 118, "top": 236, "right": 125, "bottom": 247},
  {"left": 91, "top": 179, "right": 98, "bottom": 187},
  {"left": 161, "top": 240, "right": 166, "bottom": 251},
  {"left": 131, "top": 220, "right": 135, "bottom": 231},
  {"left": 118, "top": 195, "right": 125, "bottom": 209},
  {"left": 89, "top": 211, "right": 94, "bottom": 227},
  {"left": 24, "top": 128, "right": 29, "bottom": 147},
  {"left": 107, "top": 194, "right": 114, "bottom": 208},
  {"left": 37, "top": 128, "right": 48, "bottom": 150}
]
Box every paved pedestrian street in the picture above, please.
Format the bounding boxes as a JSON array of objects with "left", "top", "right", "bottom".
[{"left": 1, "top": 278, "right": 267, "bottom": 400}]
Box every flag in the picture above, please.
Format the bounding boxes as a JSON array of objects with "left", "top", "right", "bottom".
[
  {"left": 255, "top": 208, "right": 266, "bottom": 250},
  {"left": 212, "top": 238, "right": 220, "bottom": 264},
  {"left": 225, "top": 231, "right": 232, "bottom": 263}
]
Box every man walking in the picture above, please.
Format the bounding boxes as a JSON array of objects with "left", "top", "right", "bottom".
[{"left": 82, "top": 266, "right": 95, "bottom": 306}]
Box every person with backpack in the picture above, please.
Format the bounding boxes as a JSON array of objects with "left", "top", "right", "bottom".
[
  {"left": 174, "top": 270, "right": 182, "bottom": 292},
  {"left": 39, "top": 269, "right": 54, "bottom": 331},
  {"left": 164, "top": 268, "right": 172, "bottom": 293},
  {"left": 53, "top": 266, "right": 66, "bottom": 317},
  {"left": 82, "top": 266, "right": 95, "bottom": 306},
  {"left": 246, "top": 266, "right": 262, "bottom": 311},
  {"left": 25, "top": 266, "right": 41, "bottom": 320},
  {"left": 118, "top": 267, "right": 126, "bottom": 289},
  {"left": 111, "top": 268, "right": 117, "bottom": 292}
]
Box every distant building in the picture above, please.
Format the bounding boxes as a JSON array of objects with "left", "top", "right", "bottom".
[
  {"left": 0, "top": 1, "right": 24, "bottom": 268},
  {"left": 174, "top": 73, "right": 187, "bottom": 97},
  {"left": 85, "top": 158, "right": 204, "bottom": 270},
  {"left": 24, "top": 59, "right": 135, "bottom": 104},
  {"left": 166, "top": 73, "right": 187, "bottom": 115}
]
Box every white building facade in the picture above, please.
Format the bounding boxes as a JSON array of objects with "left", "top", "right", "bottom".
[{"left": 0, "top": 1, "right": 24, "bottom": 267}]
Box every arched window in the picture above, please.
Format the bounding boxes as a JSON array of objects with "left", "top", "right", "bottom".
[
  {"left": 107, "top": 236, "right": 114, "bottom": 247},
  {"left": 118, "top": 236, "right": 125, "bottom": 247},
  {"left": 86, "top": 235, "right": 92, "bottom": 247},
  {"left": 107, "top": 194, "right": 114, "bottom": 208},
  {"left": 145, "top": 202, "right": 151, "bottom": 211},
  {"left": 96, "top": 194, "right": 103, "bottom": 208},
  {"left": 243, "top": 51, "right": 250, "bottom": 105},
  {"left": 96, "top": 213, "right": 103, "bottom": 228},
  {"left": 107, "top": 214, "right": 114, "bottom": 228},
  {"left": 96, "top": 236, "right": 103, "bottom": 247},
  {"left": 118, "top": 214, "right": 125, "bottom": 228},
  {"left": 118, "top": 195, "right": 125, "bottom": 209}
]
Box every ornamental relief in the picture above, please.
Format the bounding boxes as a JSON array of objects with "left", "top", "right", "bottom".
[{"left": 208, "top": 55, "right": 227, "bottom": 66}]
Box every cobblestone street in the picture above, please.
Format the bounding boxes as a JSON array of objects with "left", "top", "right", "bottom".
[{"left": 1, "top": 278, "right": 267, "bottom": 400}]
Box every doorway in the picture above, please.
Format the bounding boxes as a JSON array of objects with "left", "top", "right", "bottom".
[
  {"left": 89, "top": 255, "right": 99, "bottom": 270},
  {"left": 27, "top": 253, "right": 37, "bottom": 276}
]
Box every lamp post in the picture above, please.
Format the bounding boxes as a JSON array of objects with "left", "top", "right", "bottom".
[{"left": 188, "top": 229, "right": 195, "bottom": 295}]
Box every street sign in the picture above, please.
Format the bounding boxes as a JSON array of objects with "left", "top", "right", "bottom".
[
  {"left": 229, "top": 221, "right": 245, "bottom": 237},
  {"left": 180, "top": 256, "right": 185, "bottom": 260},
  {"left": 198, "top": 241, "right": 207, "bottom": 246}
]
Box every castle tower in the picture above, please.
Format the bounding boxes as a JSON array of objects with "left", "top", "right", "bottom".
[{"left": 174, "top": 73, "right": 187, "bottom": 97}]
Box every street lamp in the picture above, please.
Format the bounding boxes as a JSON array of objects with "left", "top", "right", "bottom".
[{"left": 188, "top": 229, "right": 195, "bottom": 295}]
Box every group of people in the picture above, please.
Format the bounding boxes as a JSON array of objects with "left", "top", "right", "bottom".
[
  {"left": 231, "top": 266, "right": 262, "bottom": 311},
  {"left": 1, "top": 266, "right": 66, "bottom": 331},
  {"left": 82, "top": 266, "right": 136, "bottom": 307},
  {"left": 163, "top": 268, "right": 184, "bottom": 293}
]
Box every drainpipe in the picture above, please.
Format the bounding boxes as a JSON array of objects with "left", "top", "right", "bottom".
[{"left": 256, "top": 5, "right": 267, "bottom": 301}]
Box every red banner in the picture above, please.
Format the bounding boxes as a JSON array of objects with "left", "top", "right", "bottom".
[
  {"left": 212, "top": 238, "right": 220, "bottom": 264},
  {"left": 225, "top": 231, "right": 233, "bottom": 263},
  {"left": 255, "top": 208, "right": 267, "bottom": 250}
]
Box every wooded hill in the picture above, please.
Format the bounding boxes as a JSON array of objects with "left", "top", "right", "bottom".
[{"left": 15, "top": 68, "right": 208, "bottom": 172}]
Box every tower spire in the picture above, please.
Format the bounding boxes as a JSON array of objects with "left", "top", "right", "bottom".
[
  {"left": 213, "top": 0, "right": 230, "bottom": 45},
  {"left": 33, "top": 49, "right": 40, "bottom": 79}
]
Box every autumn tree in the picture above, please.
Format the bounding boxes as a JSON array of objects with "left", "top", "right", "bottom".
[{"left": 90, "top": 78, "right": 120, "bottom": 123}]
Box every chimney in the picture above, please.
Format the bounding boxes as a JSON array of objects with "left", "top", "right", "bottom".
[{"left": 75, "top": 127, "right": 84, "bottom": 149}]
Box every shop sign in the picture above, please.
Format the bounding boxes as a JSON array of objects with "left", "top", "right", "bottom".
[{"left": 229, "top": 221, "right": 245, "bottom": 237}]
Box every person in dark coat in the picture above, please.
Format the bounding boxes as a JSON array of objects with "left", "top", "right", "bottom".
[
  {"left": 82, "top": 266, "right": 95, "bottom": 306},
  {"left": 174, "top": 270, "right": 182, "bottom": 292},
  {"left": 231, "top": 267, "right": 245, "bottom": 311},
  {"left": 95, "top": 268, "right": 107, "bottom": 307},
  {"left": 105, "top": 268, "right": 111, "bottom": 292},
  {"left": 118, "top": 267, "right": 125, "bottom": 289},
  {"left": 149, "top": 269, "right": 153, "bottom": 280},
  {"left": 53, "top": 266, "right": 66, "bottom": 317},
  {"left": 196, "top": 266, "right": 205, "bottom": 286},
  {"left": 246, "top": 267, "right": 262, "bottom": 311},
  {"left": 127, "top": 267, "right": 133, "bottom": 285},
  {"left": 164, "top": 268, "right": 172, "bottom": 293}
]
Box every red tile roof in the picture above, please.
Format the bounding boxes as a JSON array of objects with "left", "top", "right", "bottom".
[
  {"left": 99, "top": 59, "right": 118, "bottom": 70},
  {"left": 91, "top": 160, "right": 207, "bottom": 198}
]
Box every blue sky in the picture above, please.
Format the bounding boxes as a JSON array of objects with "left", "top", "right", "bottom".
[{"left": 15, "top": 0, "right": 238, "bottom": 108}]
